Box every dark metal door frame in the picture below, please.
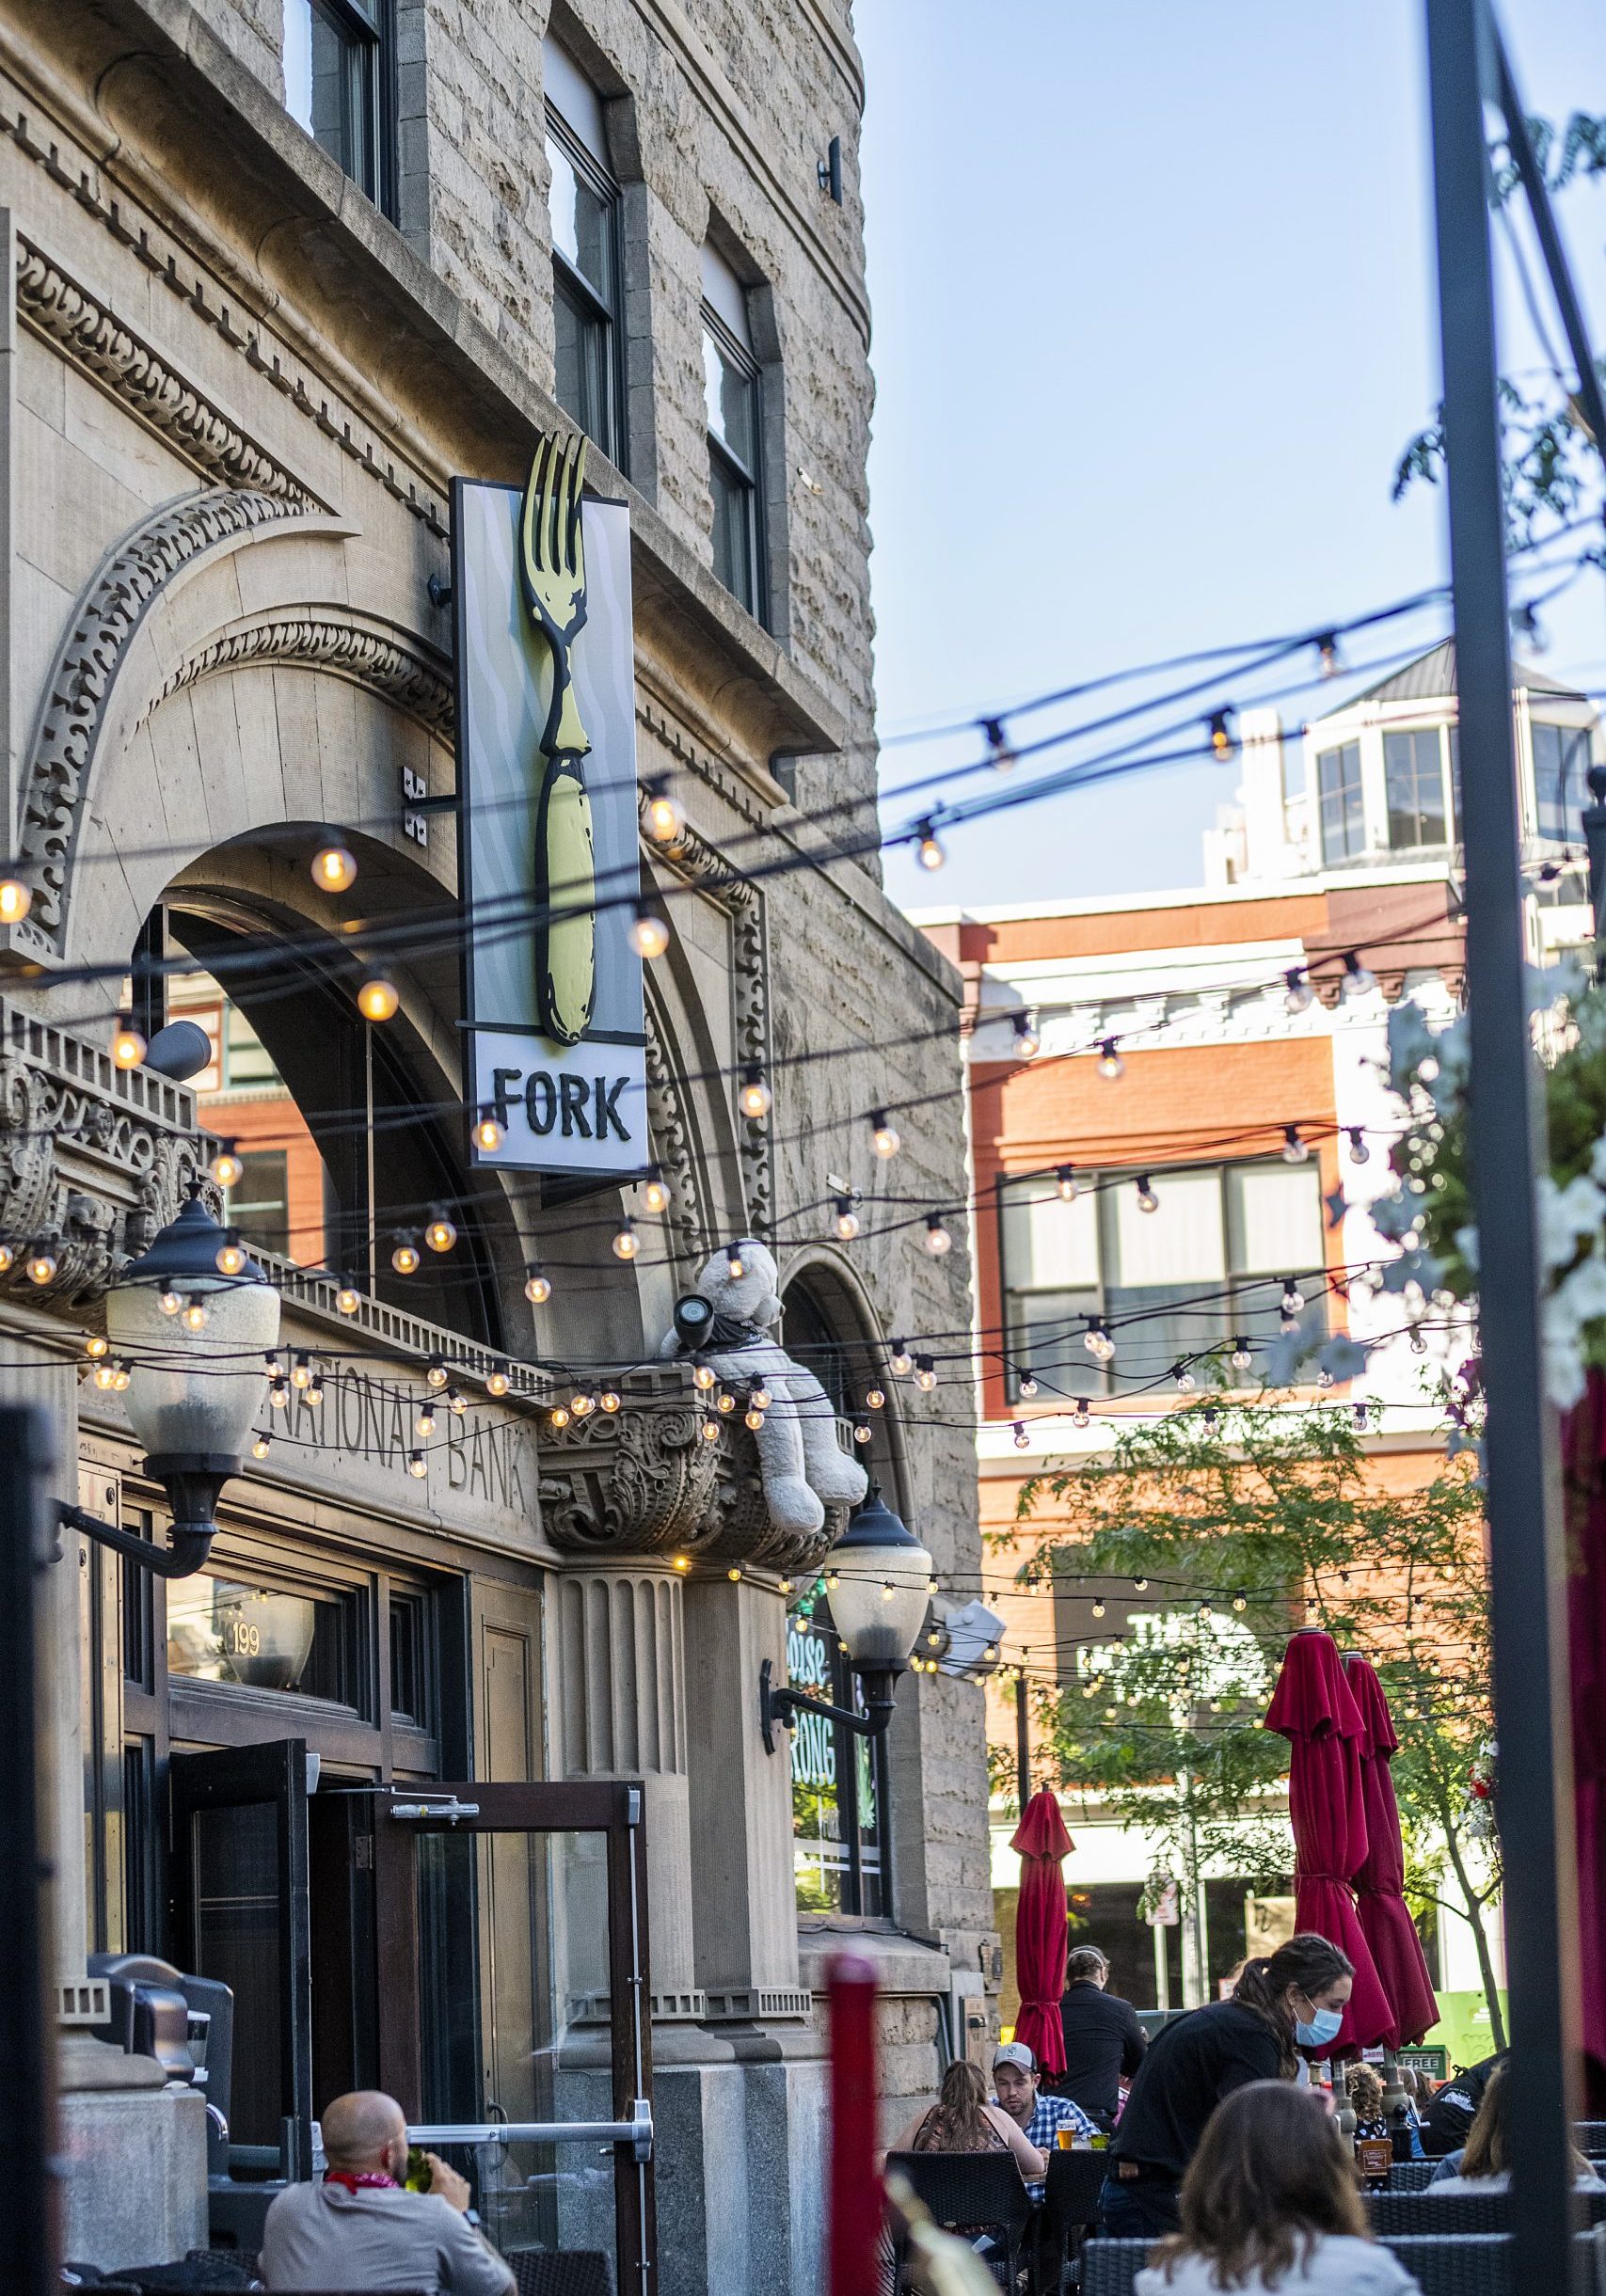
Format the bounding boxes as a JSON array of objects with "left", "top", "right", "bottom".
[{"left": 374, "top": 1779, "right": 656, "bottom": 2296}]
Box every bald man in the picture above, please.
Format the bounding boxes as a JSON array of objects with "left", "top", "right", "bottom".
[{"left": 260, "top": 2090, "right": 515, "bottom": 2293}]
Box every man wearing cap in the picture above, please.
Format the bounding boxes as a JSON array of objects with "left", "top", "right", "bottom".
[{"left": 992, "top": 2041, "right": 1098, "bottom": 2201}]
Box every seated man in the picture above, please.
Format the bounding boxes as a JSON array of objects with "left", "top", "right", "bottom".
[
  {"left": 991, "top": 2041, "right": 1098, "bottom": 2203},
  {"left": 260, "top": 2090, "right": 516, "bottom": 2294}
]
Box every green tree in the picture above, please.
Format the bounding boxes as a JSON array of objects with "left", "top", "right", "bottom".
[{"left": 1010, "top": 1395, "right": 1504, "bottom": 2044}]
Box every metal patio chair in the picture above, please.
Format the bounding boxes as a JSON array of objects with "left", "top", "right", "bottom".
[
  {"left": 1379, "top": 2234, "right": 1514, "bottom": 2295},
  {"left": 1037, "top": 2148, "right": 1109, "bottom": 2292},
  {"left": 1389, "top": 2159, "right": 1438, "bottom": 2192},
  {"left": 511, "top": 2255, "right": 615, "bottom": 2296},
  {"left": 1368, "top": 2189, "right": 1511, "bottom": 2235},
  {"left": 884, "top": 2152, "right": 1035, "bottom": 2292},
  {"left": 1073, "top": 2238, "right": 1153, "bottom": 2296}
]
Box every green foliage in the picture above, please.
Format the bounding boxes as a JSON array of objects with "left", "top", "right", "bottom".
[{"left": 1011, "top": 1399, "right": 1493, "bottom": 1922}]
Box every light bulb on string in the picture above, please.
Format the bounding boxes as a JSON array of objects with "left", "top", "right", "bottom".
[
  {"left": 1054, "top": 1165, "right": 1080, "bottom": 1205},
  {"left": 443, "top": 1385, "right": 467, "bottom": 1417},
  {"left": 112, "top": 1359, "right": 131, "bottom": 1392},
  {"left": 486, "top": 1363, "right": 511, "bottom": 1399},
  {"left": 306, "top": 1374, "right": 325, "bottom": 1407},
  {"left": 290, "top": 1353, "right": 313, "bottom": 1391},
  {"left": 85, "top": 1335, "right": 108, "bottom": 1362},
  {"left": 570, "top": 1392, "right": 595, "bottom": 1417},
  {"left": 310, "top": 835, "right": 358, "bottom": 893},
  {"left": 725, "top": 1245, "right": 745, "bottom": 1280},
  {"left": 866, "top": 1386, "right": 885, "bottom": 1410},
  {"left": 889, "top": 1341, "right": 913, "bottom": 1378},
  {"left": 914, "top": 818, "right": 946, "bottom": 871},
  {"left": 600, "top": 1390, "right": 621, "bottom": 1414},
  {"left": 693, "top": 1362, "right": 717, "bottom": 1391},
  {"left": 424, "top": 1208, "right": 458, "bottom": 1255},
  {"left": 111, "top": 1013, "right": 146, "bottom": 1069},
  {"left": 727, "top": 1567, "right": 743, "bottom": 1583},
  {"left": 210, "top": 1140, "right": 244, "bottom": 1189},
  {"left": 336, "top": 1283, "right": 361, "bottom": 1316},
  {"left": 1284, "top": 967, "right": 1314, "bottom": 1015},
  {"left": 1017, "top": 1368, "right": 1039, "bottom": 1400},
  {"left": 923, "top": 1213, "right": 952, "bottom": 1256},
  {"left": 0, "top": 1243, "right": 14, "bottom": 1275},
  {"left": 1342, "top": 951, "right": 1375, "bottom": 999},
  {"left": 870, "top": 1111, "right": 900, "bottom": 1160},
  {"left": 745, "top": 1406, "right": 765, "bottom": 1431},
  {"left": 407, "top": 1449, "right": 428, "bottom": 1479},
  {"left": 1134, "top": 1576, "right": 1148, "bottom": 1591},
  {"left": 270, "top": 1377, "right": 291, "bottom": 1411},
  {"left": 1173, "top": 1363, "right": 1196, "bottom": 1393},
  {"left": 93, "top": 1361, "right": 117, "bottom": 1392},
  {"left": 1316, "top": 630, "right": 1343, "bottom": 679},
  {"left": 214, "top": 1230, "right": 246, "bottom": 1276},
  {"left": 1011, "top": 1420, "right": 1030, "bottom": 1450},
  {"left": 1011, "top": 1011, "right": 1041, "bottom": 1059},
  {"left": 612, "top": 1216, "right": 639, "bottom": 1261},
  {"left": 391, "top": 1235, "right": 421, "bottom": 1275},
  {"left": 854, "top": 1422, "right": 873, "bottom": 1445},
  {"left": 1072, "top": 1398, "right": 1090, "bottom": 1428},
  {"left": 716, "top": 1390, "right": 737, "bottom": 1414},
  {"left": 251, "top": 1432, "right": 272, "bottom": 1461},
  {"left": 1084, "top": 1319, "right": 1115, "bottom": 1362},
  {"left": 1232, "top": 1591, "right": 1248, "bottom": 1613},
  {"left": 1097, "top": 1039, "right": 1123, "bottom": 1081},
  {"left": 524, "top": 1264, "right": 551, "bottom": 1305},
  {"left": 1410, "top": 1326, "right": 1429, "bottom": 1356},
  {"left": 642, "top": 1166, "right": 670, "bottom": 1214},
  {"left": 982, "top": 717, "right": 1015, "bottom": 771},
  {"left": 1280, "top": 1278, "right": 1305, "bottom": 1320},
  {"left": 1135, "top": 1175, "right": 1158, "bottom": 1214},
  {"left": 1230, "top": 1337, "right": 1251, "bottom": 1371},
  {"left": 1315, "top": 1366, "right": 1334, "bottom": 1390},
  {"left": 644, "top": 777, "right": 685, "bottom": 843},
  {"left": 358, "top": 974, "right": 399, "bottom": 1022},
  {"left": 1091, "top": 1597, "right": 1105, "bottom": 1619},
  {"left": 0, "top": 871, "right": 31, "bottom": 923},
  {"left": 738, "top": 1068, "right": 772, "bottom": 1120},
  {"left": 1281, "top": 1125, "right": 1309, "bottom": 1165},
  {"left": 834, "top": 1196, "right": 860, "bottom": 1242},
  {"left": 628, "top": 901, "right": 671, "bottom": 959},
  {"left": 750, "top": 1383, "right": 771, "bottom": 1410},
  {"left": 1207, "top": 707, "right": 1236, "bottom": 760},
  {"left": 1346, "top": 1129, "right": 1370, "bottom": 1167},
  {"left": 473, "top": 1109, "right": 504, "bottom": 1153},
  {"left": 549, "top": 1405, "right": 571, "bottom": 1430},
  {"left": 700, "top": 1417, "right": 720, "bottom": 1444},
  {"left": 159, "top": 1288, "right": 183, "bottom": 1318},
  {"left": 181, "top": 1296, "right": 209, "bottom": 1332},
  {"left": 914, "top": 1354, "right": 938, "bottom": 1393}
]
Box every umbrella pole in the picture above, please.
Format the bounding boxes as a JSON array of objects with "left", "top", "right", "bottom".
[{"left": 1423, "top": 0, "right": 1583, "bottom": 2277}]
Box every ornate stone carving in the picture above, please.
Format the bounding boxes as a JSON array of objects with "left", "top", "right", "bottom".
[
  {"left": 643, "top": 983, "right": 708, "bottom": 1266},
  {"left": 15, "top": 241, "right": 314, "bottom": 505},
  {"left": 0, "top": 1000, "right": 211, "bottom": 1310},
  {"left": 18, "top": 487, "right": 311, "bottom": 950},
  {"left": 638, "top": 796, "right": 772, "bottom": 1234},
  {"left": 538, "top": 1367, "right": 841, "bottom": 1573},
  {"left": 139, "top": 613, "right": 455, "bottom": 741}
]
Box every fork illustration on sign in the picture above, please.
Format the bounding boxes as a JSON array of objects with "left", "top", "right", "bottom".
[{"left": 518, "top": 430, "right": 596, "bottom": 1047}]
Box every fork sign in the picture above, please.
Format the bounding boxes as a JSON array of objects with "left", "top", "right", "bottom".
[{"left": 518, "top": 430, "right": 596, "bottom": 1047}]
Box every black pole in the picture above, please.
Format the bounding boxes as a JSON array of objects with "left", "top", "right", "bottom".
[
  {"left": 1583, "top": 764, "right": 1606, "bottom": 946},
  {"left": 1015, "top": 1671, "right": 1030, "bottom": 1813},
  {"left": 0, "top": 1405, "right": 59, "bottom": 2296},
  {"left": 1423, "top": 2, "right": 1582, "bottom": 2279}
]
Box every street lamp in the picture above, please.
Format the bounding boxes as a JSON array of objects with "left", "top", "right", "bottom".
[
  {"left": 61, "top": 1187, "right": 280, "bottom": 1576},
  {"left": 759, "top": 1485, "right": 932, "bottom": 1753}
]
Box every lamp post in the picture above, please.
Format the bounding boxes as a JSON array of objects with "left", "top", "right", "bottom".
[
  {"left": 61, "top": 1187, "right": 279, "bottom": 1576},
  {"left": 759, "top": 1486, "right": 932, "bottom": 1753}
]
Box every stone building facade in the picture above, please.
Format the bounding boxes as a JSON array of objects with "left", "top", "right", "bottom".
[{"left": 0, "top": 0, "right": 994, "bottom": 2283}]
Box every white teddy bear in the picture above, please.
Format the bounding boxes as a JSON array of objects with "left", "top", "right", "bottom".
[{"left": 660, "top": 1240, "right": 868, "bottom": 1537}]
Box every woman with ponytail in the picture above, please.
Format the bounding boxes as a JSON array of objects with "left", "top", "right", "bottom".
[{"left": 1097, "top": 1934, "right": 1354, "bottom": 2241}]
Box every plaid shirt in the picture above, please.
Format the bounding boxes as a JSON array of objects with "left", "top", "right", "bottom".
[{"left": 995, "top": 2090, "right": 1099, "bottom": 2201}]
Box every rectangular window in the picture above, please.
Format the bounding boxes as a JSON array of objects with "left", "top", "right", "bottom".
[
  {"left": 231, "top": 1149, "right": 291, "bottom": 1261},
  {"left": 1533, "top": 720, "right": 1591, "bottom": 844},
  {"left": 167, "top": 1572, "right": 356, "bottom": 1705},
  {"left": 1383, "top": 727, "right": 1450, "bottom": 850},
  {"left": 1316, "top": 740, "right": 1365, "bottom": 864},
  {"left": 702, "top": 244, "right": 766, "bottom": 624},
  {"left": 283, "top": 0, "right": 390, "bottom": 210},
  {"left": 788, "top": 1608, "right": 885, "bottom": 1915},
  {"left": 1001, "top": 1160, "right": 1328, "bottom": 1396},
  {"left": 546, "top": 99, "right": 624, "bottom": 464}
]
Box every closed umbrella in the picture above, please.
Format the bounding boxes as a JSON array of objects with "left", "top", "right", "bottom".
[
  {"left": 1344, "top": 1654, "right": 1439, "bottom": 2048},
  {"left": 1010, "top": 1786, "right": 1073, "bottom": 2076},
  {"left": 1264, "top": 1629, "right": 1395, "bottom": 2053},
  {"left": 1566, "top": 1371, "right": 1606, "bottom": 2091}
]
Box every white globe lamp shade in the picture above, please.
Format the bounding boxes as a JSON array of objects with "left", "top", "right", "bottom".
[{"left": 822, "top": 1485, "right": 932, "bottom": 1677}]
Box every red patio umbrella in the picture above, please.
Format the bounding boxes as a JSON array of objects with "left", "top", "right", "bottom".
[
  {"left": 1010, "top": 1786, "right": 1073, "bottom": 2075},
  {"left": 1344, "top": 1654, "right": 1439, "bottom": 2048},
  {"left": 1565, "top": 1370, "right": 1606, "bottom": 2096},
  {"left": 1264, "top": 1629, "right": 1395, "bottom": 2053}
]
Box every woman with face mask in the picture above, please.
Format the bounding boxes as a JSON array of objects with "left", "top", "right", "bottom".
[{"left": 1098, "top": 1934, "right": 1355, "bottom": 2241}]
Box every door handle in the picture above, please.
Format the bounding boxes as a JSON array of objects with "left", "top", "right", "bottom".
[
  {"left": 408, "top": 2099, "right": 653, "bottom": 2162},
  {"left": 389, "top": 1798, "right": 481, "bottom": 1822}
]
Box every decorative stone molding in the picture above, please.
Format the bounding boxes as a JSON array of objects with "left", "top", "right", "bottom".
[
  {"left": 538, "top": 1368, "right": 844, "bottom": 1573},
  {"left": 643, "top": 983, "right": 708, "bottom": 1267},
  {"left": 639, "top": 796, "right": 772, "bottom": 1234},
  {"left": 15, "top": 239, "right": 315, "bottom": 506},
  {"left": 702, "top": 1987, "right": 813, "bottom": 2022},
  {"left": 0, "top": 999, "right": 211, "bottom": 1308},
  {"left": 18, "top": 487, "right": 311, "bottom": 950},
  {"left": 139, "top": 611, "right": 455, "bottom": 742}
]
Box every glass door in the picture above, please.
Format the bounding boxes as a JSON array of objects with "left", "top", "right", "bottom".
[
  {"left": 374, "top": 1781, "right": 654, "bottom": 2296},
  {"left": 169, "top": 1739, "right": 313, "bottom": 2180}
]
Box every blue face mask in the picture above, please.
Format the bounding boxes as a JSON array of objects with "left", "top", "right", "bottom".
[{"left": 1295, "top": 2004, "right": 1344, "bottom": 2050}]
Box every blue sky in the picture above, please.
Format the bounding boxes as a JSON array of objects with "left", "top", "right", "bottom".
[{"left": 858, "top": 0, "right": 1606, "bottom": 911}]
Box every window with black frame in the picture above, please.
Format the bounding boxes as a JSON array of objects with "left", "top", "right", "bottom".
[
  {"left": 283, "top": 0, "right": 391, "bottom": 212},
  {"left": 1532, "top": 719, "right": 1592, "bottom": 845},
  {"left": 1000, "top": 1159, "right": 1328, "bottom": 1399},
  {"left": 1315, "top": 739, "right": 1365, "bottom": 864},
  {"left": 702, "top": 244, "right": 766, "bottom": 623},
  {"left": 1383, "top": 725, "right": 1453, "bottom": 851},
  {"left": 787, "top": 1600, "right": 886, "bottom": 1916},
  {"left": 544, "top": 40, "right": 625, "bottom": 464}
]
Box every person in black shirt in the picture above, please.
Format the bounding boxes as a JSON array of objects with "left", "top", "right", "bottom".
[
  {"left": 1054, "top": 1945, "right": 1149, "bottom": 2130},
  {"left": 1097, "top": 1932, "right": 1356, "bottom": 2241},
  {"left": 1420, "top": 2051, "right": 1504, "bottom": 2158}
]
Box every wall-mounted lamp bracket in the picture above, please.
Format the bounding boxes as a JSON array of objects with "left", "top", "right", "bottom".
[{"left": 759, "top": 1655, "right": 896, "bottom": 1755}]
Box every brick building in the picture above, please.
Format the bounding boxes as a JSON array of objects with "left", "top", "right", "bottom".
[{"left": 0, "top": 0, "right": 993, "bottom": 2285}]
